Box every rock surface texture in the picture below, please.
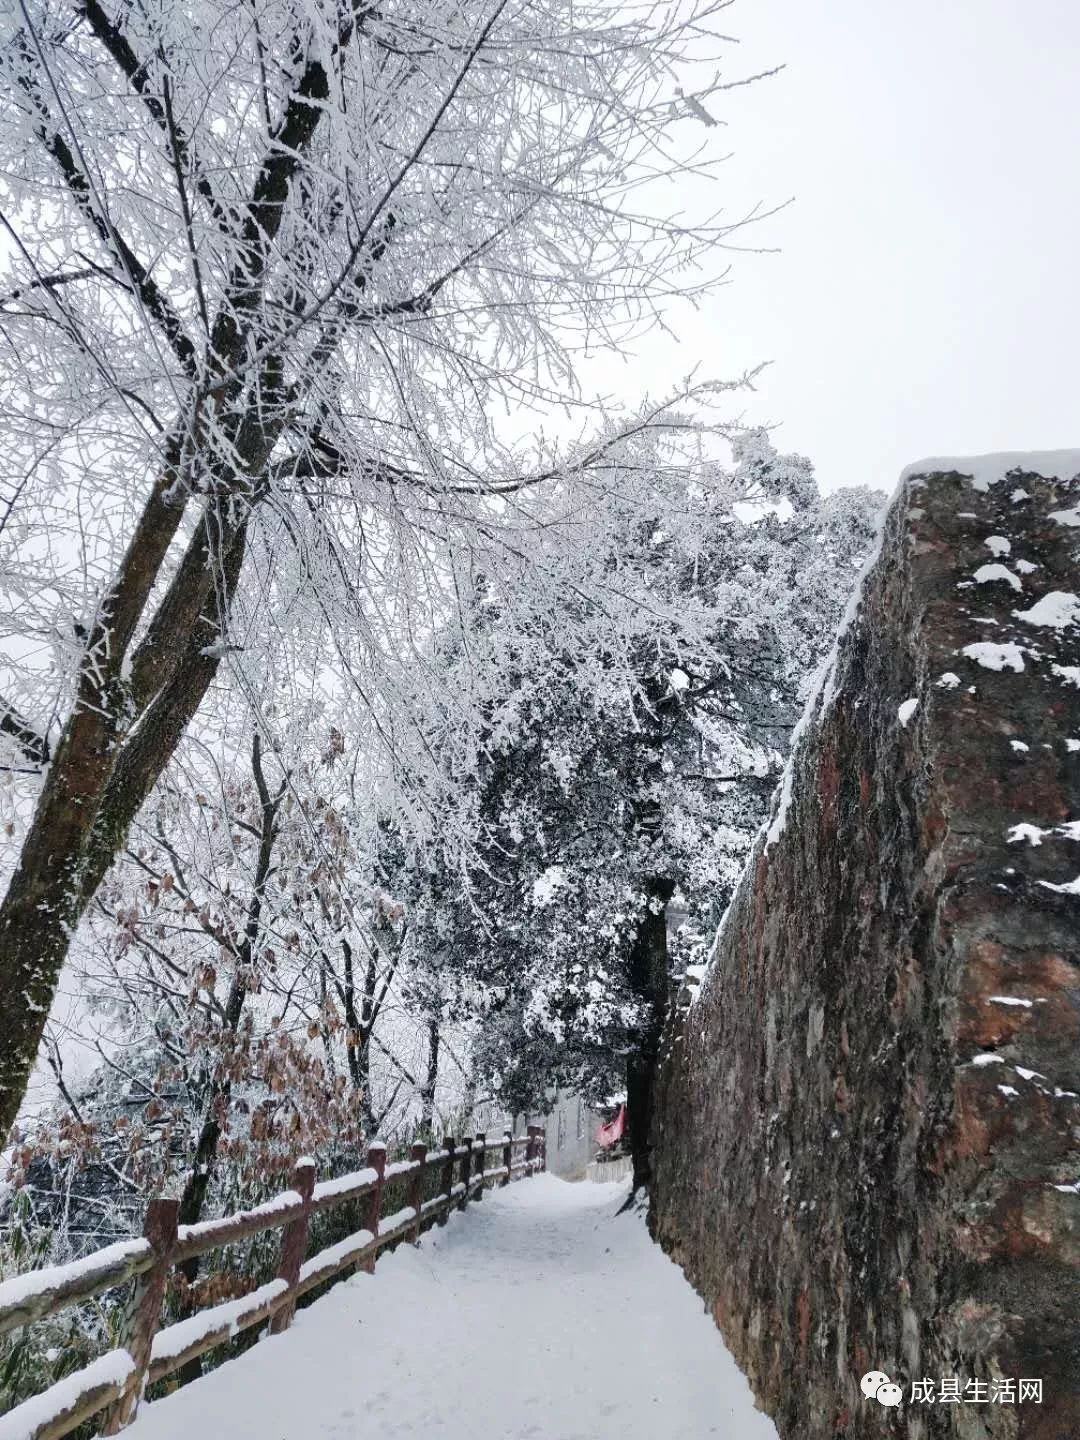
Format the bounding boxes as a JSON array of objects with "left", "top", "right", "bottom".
[{"left": 651, "top": 454, "right": 1080, "bottom": 1440}]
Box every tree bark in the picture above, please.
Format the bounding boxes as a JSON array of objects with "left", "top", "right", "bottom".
[
  {"left": 336, "top": 923, "right": 404, "bottom": 1135},
  {"left": 340, "top": 937, "right": 375, "bottom": 1133},
  {"left": 626, "top": 875, "right": 675, "bottom": 1194},
  {"left": 420, "top": 1013, "right": 440, "bottom": 1137},
  {"left": 0, "top": 512, "right": 251, "bottom": 1141}
]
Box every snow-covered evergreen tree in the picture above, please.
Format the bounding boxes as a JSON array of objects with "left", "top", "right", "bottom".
[{"left": 396, "top": 432, "right": 882, "bottom": 1184}]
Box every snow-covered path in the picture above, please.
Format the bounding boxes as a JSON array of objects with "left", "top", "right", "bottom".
[{"left": 127, "top": 1176, "right": 778, "bottom": 1440}]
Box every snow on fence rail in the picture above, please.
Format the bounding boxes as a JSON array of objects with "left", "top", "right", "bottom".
[{"left": 0, "top": 1127, "right": 546, "bottom": 1440}]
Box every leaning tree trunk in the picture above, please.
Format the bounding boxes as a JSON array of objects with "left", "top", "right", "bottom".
[
  {"left": 625, "top": 875, "right": 675, "bottom": 1194},
  {"left": 0, "top": 511, "right": 253, "bottom": 1142}
]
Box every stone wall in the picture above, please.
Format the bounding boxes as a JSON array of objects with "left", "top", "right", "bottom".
[{"left": 650, "top": 454, "right": 1080, "bottom": 1440}]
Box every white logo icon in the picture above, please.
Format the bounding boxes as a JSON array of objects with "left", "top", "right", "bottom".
[{"left": 861, "top": 1370, "right": 903, "bottom": 1407}]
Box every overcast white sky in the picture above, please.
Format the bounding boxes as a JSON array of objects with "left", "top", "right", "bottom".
[{"left": 617, "top": 0, "right": 1080, "bottom": 494}]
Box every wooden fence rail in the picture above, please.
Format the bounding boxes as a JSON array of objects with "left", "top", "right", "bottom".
[{"left": 0, "top": 1128, "right": 546, "bottom": 1440}]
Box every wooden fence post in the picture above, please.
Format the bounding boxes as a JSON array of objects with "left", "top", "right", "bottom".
[
  {"left": 474, "top": 1132, "right": 485, "bottom": 1200},
  {"left": 458, "top": 1134, "right": 472, "bottom": 1211},
  {"left": 269, "top": 1158, "right": 316, "bottom": 1334},
  {"left": 439, "top": 1138, "right": 456, "bottom": 1224},
  {"left": 525, "top": 1125, "right": 537, "bottom": 1172},
  {"left": 101, "top": 1197, "right": 178, "bottom": 1434},
  {"left": 501, "top": 1129, "right": 512, "bottom": 1186},
  {"left": 408, "top": 1142, "right": 427, "bottom": 1244},
  {"left": 539, "top": 1126, "right": 547, "bottom": 1172},
  {"left": 360, "top": 1143, "right": 386, "bottom": 1273}
]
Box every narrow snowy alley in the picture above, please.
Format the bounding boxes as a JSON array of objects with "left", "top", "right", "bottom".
[{"left": 124, "top": 1177, "right": 777, "bottom": 1440}]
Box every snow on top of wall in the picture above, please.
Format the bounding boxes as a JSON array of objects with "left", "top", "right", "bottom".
[
  {"left": 760, "top": 493, "right": 895, "bottom": 857},
  {"left": 900, "top": 450, "right": 1080, "bottom": 492},
  {"left": 761, "top": 655, "right": 828, "bottom": 854},
  {"left": 693, "top": 478, "right": 903, "bottom": 1001}
]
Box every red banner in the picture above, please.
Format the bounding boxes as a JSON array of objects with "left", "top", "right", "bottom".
[{"left": 595, "top": 1104, "right": 626, "bottom": 1148}]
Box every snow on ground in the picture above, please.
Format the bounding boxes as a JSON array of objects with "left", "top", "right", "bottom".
[{"left": 126, "top": 1176, "right": 777, "bottom": 1440}]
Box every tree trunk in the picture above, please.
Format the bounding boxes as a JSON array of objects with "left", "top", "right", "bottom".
[
  {"left": 171, "top": 734, "right": 282, "bottom": 1380},
  {"left": 419, "top": 1014, "right": 440, "bottom": 1138},
  {"left": 337, "top": 918, "right": 405, "bottom": 1136},
  {"left": 626, "top": 875, "right": 674, "bottom": 1194},
  {"left": 0, "top": 497, "right": 257, "bottom": 1141},
  {"left": 340, "top": 937, "right": 376, "bottom": 1133},
  {"left": 176, "top": 972, "right": 248, "bottom": 1242},
  {"left": 174, "top": 1009, "right": 237, "bottom": 1387}
]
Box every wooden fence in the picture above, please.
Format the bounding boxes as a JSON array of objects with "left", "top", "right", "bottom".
[{"left": 0, "top": 1127, "right": 546, "bottom": 1440}]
